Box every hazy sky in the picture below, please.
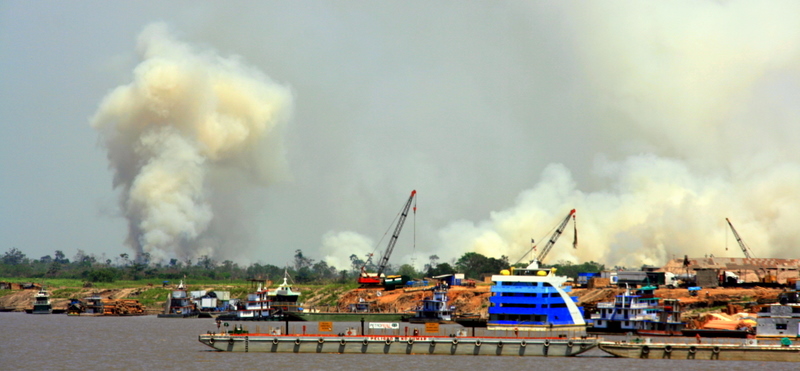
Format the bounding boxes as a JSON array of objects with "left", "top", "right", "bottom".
[{"left": 2, "top": 1, "right": 800, "bottom": 271}]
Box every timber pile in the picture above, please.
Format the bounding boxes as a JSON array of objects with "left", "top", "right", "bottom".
[{"left": 100, "top": 298, "right": 146, "bottom": 315}]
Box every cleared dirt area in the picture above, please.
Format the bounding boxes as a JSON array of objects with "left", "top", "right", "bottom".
[{"left": 2, "top": 282, "right": 785, "bottom": 318}]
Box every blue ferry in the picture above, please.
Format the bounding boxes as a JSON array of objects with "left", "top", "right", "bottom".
[{"left": 488, "top": 263, "right": 586, "bottom": 332}]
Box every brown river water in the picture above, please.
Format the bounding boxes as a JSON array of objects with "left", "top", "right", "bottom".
[{"left": 0, "top": 312, "right": 794, "bottom": 370}]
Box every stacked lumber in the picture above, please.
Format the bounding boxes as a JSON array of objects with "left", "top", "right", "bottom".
[{"left": 587, "top": 277, "right": 610, "bottom": 289}]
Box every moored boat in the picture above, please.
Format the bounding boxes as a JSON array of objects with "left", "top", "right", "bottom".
[
  {"left": 588, "top": 286, "right": 685, "bottom": 336},
  {"left": 218, "top": 271, "right": 300, "bottom": 321},
  {"left": 29, "top": 287, "right": 52, "bottom": 314},
  {"left": 599, "top": 338, "right": 800, "bottom": 362},
  {"left": 756, "top": 290, "right": 800, "bottom": 339},
  {"left": 198, "top": 332, "right": 598, "bottom": 356},
  {"left": 407, "top": 283, "right": 454, "bottom": 324},
  {"left": 158, "top": 280, "right": 199, "bottom": 318},
  {"left": 488, "top": 263, "right": 587, "bottom": 334}
]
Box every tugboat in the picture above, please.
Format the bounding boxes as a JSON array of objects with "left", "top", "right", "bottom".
[
  {"left": 219, "top": 271, "right": 299, "bottom": 321},
  {"left": 266, "top": 271, "right": 302, "bottom": 315},
  {"left": 158, "top": 280, "right": 199, "bottom": 318},
  {"left": 589, "top": 285, "right": 684, "bottom": 335},
  {"left": 636, "top": 298, "right": 685, "bottom": 336},
  {"left": 29, "top": 287, "right": 52, "bottom": 314},
  {"left": 407, "top": 282, "right": 454, "bottom": 323}
]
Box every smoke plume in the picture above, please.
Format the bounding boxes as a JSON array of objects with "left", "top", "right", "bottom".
[
  {"left": 433, "top": 1, "right": 800, "bottom": 267},
  {"left": 92, "top": 23, "right": 292, "bottom": 263},
  {"left": 320, "top": 2, "right": 800, "bottom": 269}
]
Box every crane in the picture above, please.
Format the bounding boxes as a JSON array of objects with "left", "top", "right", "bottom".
[
  {"left": 358, "top": 190, "right": 417, "bottom": 288},
  {"left": 725, "top": 218, "right": 755, "bottom": 259},
  {"left": 514, "top": 209, "right": 577, "bottom": 269}
]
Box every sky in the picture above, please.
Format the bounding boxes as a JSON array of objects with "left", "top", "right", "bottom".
[{"left": 2, "top": 1, "right": 800, "bottom": 271}]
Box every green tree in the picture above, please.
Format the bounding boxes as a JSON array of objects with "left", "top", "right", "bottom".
[
  {"left": 549, "top": 260, "right": 605, "bottom": 279},
  {"left": 349, "top": 254, "right": 365, "bottom": 273},
  {"left": 294, "top": 249, "right": 314, "bottom": 270},
  {"left": 54, "top": 250, "right": 68, "bottom": 264},
  {"left": 427, "top": 262, "right": 455, "bottom": 277},
  {"left": 2, "top": 248, "right": 26, "bottom": 265},
  {"left": 397, "top": 263, "right": 419, "bottom": 279},
  {"left": 454, "top": 252, "right": 509, "bottom": 278}
]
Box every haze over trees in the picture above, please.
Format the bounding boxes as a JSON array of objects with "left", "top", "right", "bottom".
[{"left": 0, "top": 247, "right": 605, "bottom": 283}]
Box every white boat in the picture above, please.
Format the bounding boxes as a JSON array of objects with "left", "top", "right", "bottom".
[
  {"left": 589, "top": 286, "right": 684, "bottom": 335},
  {"left": 30, "top": 287, "right": 52, "bottom": 314},
  {"left": 756, "top": 290, "right": 800, "bottom": 338},
  {"left": 219, "top": 271, "right": 301, "bottom": 321}
]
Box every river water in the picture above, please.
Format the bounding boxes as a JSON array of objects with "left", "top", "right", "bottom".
[{"left": 0, "top": 312, "right": 794, "bottom": 370}]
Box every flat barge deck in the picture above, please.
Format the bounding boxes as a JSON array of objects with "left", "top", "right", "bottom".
[{"left": 198, "top": 333, "right": 598, "bottom": 356}]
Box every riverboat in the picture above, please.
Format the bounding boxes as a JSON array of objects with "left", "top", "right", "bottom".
[
  {"left": 589, "top": 286, "right": 684, "bottom": 336},
  {"left": 598, "top": 338, "right": 800, "bottom": 362},
  {"left": 756, "top": 290, "right": 800, "bottom": 339},
  {"left": 29, "top": 287, "right": 52, "bottom": 314},
  {"left": 218, "top": 272, "right": 300, "bottom": 321},
  {"left": 487, "top": 264, "right": 586, "bottom": 333},
  {"left": 198, "top": 332, "right": 598, "bottom": 356},
  {"left": 158, "top": 280, "right": 199, "bottom": 318},
  {"left": 407, "top": 283, "right": 454, "bottom": 324}
]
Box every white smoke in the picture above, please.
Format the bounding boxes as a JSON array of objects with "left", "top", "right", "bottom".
[
  {"left": 92, "top": 23, "right": 293, "bottom": 263},
  {"left": 320, "top": 231, "right": 376, "bottom": 273},
  {"left": 430, "top": 1, "right": 800, "bottom": 267},
  {"left": 319, "top": 2, "right": 800, "bottom": 269}
]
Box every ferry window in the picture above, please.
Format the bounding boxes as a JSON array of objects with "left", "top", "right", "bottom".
[
  {"left": 793, "top": 307, "right": 800, "bottom": 313},
  {"left": 552, "top": 303, "right": 567, "bottom": 308},
  {"left": 776, "top": 323, "right": 788, "bottom": 330},
  {"left": 759, "top": 307, "right": 770, "bottom": 313}
]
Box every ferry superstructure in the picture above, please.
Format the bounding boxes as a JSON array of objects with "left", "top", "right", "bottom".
[
  {"left": 590, "top": 286, "right": 659, "bottom": 333},
  {"left": 488, "top": 264, "right": 586, "bottom": 332}
]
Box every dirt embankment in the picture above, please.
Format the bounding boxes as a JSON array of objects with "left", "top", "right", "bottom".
[
  {"left": 0, "top": 287, "right": 149, "bottom": 312},
  {"left": 2, "top": 282, "right": 786, "bottom": 316},
  {"left": 324, "top": 285, "right": 492, "bottom": 316},
  {"left": 330, "top": 285, "right": 785, "bottom": 318}
]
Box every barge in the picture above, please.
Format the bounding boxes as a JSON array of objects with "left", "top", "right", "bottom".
[
  {"left": 599, "top": 338, "right": 800, "bottom": 362},
  {"left": 198, "top": 332, "right": 598, "bottom": 356}
]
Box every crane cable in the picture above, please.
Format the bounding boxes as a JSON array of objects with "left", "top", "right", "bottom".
[{"left": 413, "top": 194, "right": 417, "bottom": 252}]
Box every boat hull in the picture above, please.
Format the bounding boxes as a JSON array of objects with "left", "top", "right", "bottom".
[
  {"left": 681, "top": 329, "right": 750, "bottom": 338},
  {"left": 289, "top": 312, "right": 410, "bottom": 322},
  {"left": 599, "top": 341, "right": 800, "bottom": 362},
  {"left": 198, "top": 334, "right": 598, "bottom": 356},
  {"left": 157, "top": 312, "right": 199, "bottom": 318}
]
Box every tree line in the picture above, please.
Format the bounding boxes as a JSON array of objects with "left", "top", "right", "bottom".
[{"left": 0, "top": 247, "right": 605, "bottom": 284}]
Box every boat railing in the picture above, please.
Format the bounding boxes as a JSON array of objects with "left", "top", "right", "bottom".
[
  {"left": 220, "top": 323, "right": 594, "bottom": 341},
  {"left": 630, "top": 314, "right": 657, "bottom": 321}
]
